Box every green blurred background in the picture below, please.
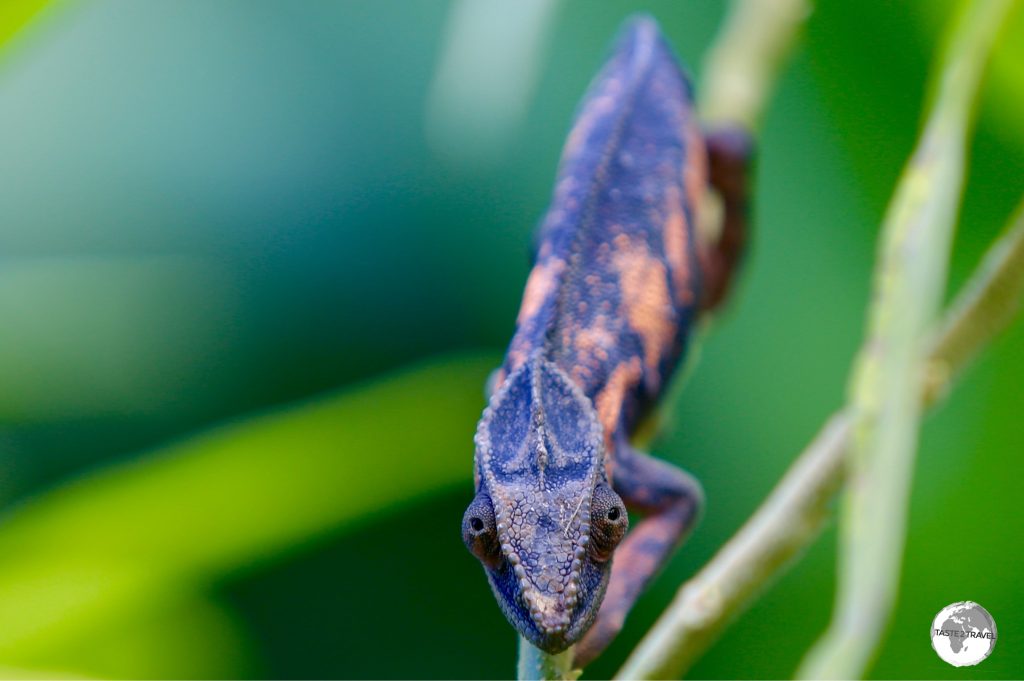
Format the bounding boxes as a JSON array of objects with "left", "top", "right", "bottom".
[{"left": 0, "top": 0, "right": 1021, "bottom": 678}]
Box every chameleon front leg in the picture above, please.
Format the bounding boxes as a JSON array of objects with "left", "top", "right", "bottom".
[
  {"left": 574, "top": 442, "right": 704, "bottom": 666},
  {"left": 699, "top": 128, "right": 755, "bottom": 312}
]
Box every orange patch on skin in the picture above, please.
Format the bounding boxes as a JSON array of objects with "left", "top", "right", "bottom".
[
  {"left": 662, "top": 185, "right": 693, "bottom": 306},
  {"left": 573, "top": 317, "right": 616, "bottom": 365},
  {"left": 570, "top": 364, "right": 593, "bottom": 387},
  {"left": 561, "top": 80, "right": 621, "bottom": 161},
  {"left": 594, "top": 357, "right": 642, "bottom": 446},
  {"left": 548, "top": 176, "right": 577, "bottom": 219},
  {"left": 683, "top": 118, "right": 709, "bottom": 259},
  {"left": 505, "top": 347, "right": 528, "bottom": 374},
  {"left": 516, "top": 258, "right": 566, "bottom": 326},
  {"left": 490, "top": 368, "right": 507, "bottom": 394},
  {"left": 684, "top": 118, "right": 707, "bottom": 212},
  {"left": 612, "top": 242, "right": 676, "bottom": 388},
  {"left": 567, "top": 314, "right": 616, "bottom": 391}
]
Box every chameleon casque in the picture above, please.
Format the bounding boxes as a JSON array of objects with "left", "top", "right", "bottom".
[{"left": 461, "top": 16, "right": 751, "bottom": 665}]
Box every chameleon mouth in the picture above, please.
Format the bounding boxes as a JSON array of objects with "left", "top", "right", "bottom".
[{"left": 523, "top": 589, "right": 573, "bottom": 635}]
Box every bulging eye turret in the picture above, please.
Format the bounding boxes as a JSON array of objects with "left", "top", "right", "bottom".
[
  {"left": 462, "top": 492, "right": 502, "bottom": 568},
  {"left": 588, "top": 483, "right": 628, "bottom": 562}
]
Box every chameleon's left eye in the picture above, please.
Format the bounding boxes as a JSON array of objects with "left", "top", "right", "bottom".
[
  {"left": 462, "top": 492, "right": 502, "bottom": 568},
  {"left": 589, "top": 483, "right": 628, "bottom": 562}
]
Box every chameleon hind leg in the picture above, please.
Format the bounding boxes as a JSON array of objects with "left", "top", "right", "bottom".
[
  {"left": 574, "top": 442, "right": 704, "bottom": 666},
  {"left": 699, "top": 128, "right": 754, "bottom": 312}
]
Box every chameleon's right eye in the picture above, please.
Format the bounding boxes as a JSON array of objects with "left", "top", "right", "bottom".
[{"left": 462, "top": 493, "right": 502, "bottom": 568}]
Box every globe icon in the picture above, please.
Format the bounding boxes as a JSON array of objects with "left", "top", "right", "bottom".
[{"left": 930, "top": 601, "right": 997, "bottom": 667}]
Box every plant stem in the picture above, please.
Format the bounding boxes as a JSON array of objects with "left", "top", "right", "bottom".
[
  {"left": 797, "top": 1, "right": 1015, "bottom": 678},
  {"left": 517, "top": 639, "right": 577, "bottom": 681},
  {"left": 616, "top": 194, "right": 1024, "bottom": 680},
  {"left": 923, "top": 200, "right": 1024, "bottom": 403},
  {"left": 921, "top": 200, "right": 1024, "bottom": 404},
  {"left": 699, "top": 0, "right": 811, "bottom": 131},
  {"left": 616, "top": 414, "right": 850, "bottom": 680}
]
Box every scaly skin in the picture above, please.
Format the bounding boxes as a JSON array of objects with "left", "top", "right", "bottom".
[{"left": 462, "top": 15, "right": 752, "bottom": 665}]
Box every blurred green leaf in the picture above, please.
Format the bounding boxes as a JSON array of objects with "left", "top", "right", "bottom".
[
  {"left": 0, "top": 352, "right": 494, "bottom": 669},
  {"left": 0, "top": 0, "right": 54, "bottom": 55},
  {"left": 55, "top": 595, "right": 255, "bottom": 680}
]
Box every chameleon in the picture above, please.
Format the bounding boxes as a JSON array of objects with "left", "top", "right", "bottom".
[{"left": 461, "top": 15, "right": 752, "bottom": 665}]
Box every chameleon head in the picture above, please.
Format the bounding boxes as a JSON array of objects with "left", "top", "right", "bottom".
[{"left": 462, "top": 356, "right": 628, "bottom": 653}]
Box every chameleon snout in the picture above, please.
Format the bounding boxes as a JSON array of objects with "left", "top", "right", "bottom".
[{"left": 523, "top": 586, "right": 572, "bottom": 632}]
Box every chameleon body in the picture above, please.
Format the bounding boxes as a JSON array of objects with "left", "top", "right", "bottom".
[{"left": 462, "top": 16, "right": 751, "bottom": 664}]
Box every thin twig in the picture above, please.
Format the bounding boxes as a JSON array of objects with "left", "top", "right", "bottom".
[
  {"left": 518, "top": 638, "right": 577, "bottom": 681},
  {"left": 616, "top": 414, "right": 851, "bottom": 680},
  {"left": 923, "top": 199, "right": 1024, "bottom": 399},
  {"left": 923, "top": 199, "right": 1024, "bottom": 403},
  {"left": 616, "top": 196, "right": 1024, "bottom": 680},
  {"left": 699, "top": 0, "right": 811, "bottom": 131},
  {"left": 798, "top": 1, "right": 1016, "bottom": 677}
]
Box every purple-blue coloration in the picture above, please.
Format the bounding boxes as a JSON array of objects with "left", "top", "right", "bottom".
[{"left": 462, "top": 14, "right": 752, "bottom": 664}]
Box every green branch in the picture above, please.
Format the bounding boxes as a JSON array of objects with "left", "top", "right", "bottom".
[
  {"left": 518, "top": 638, "right": 577, "bottom": 681},
  {"left": 798, "top": 1, "right": 1016, "bottom": 677},
  {"left": 699, "top": 0, "right": 811, "bottom": 131},
  {"left": 616, "top": 196, "right": 1024, "bottom": 679},
  {"left": 924, "top": 199, "right": 1024, "bottom": 403},
  {"left": 616, "top": 413, "right": 850, "bottom": 680}
]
